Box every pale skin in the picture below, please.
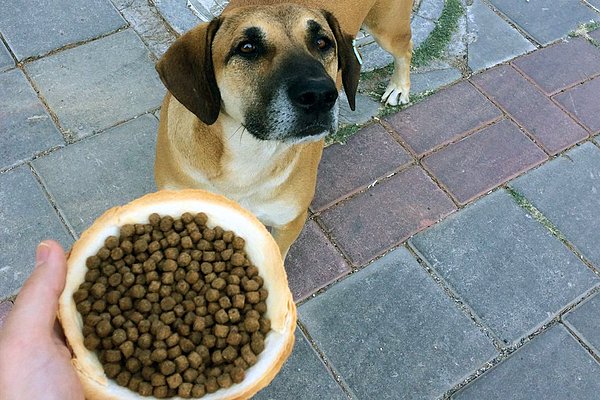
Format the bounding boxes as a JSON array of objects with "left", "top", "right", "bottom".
[{"left": 0, "top": 240, "right": 84, "bottom": 400}]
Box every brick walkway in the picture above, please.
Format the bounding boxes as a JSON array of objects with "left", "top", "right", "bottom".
[{"left": 2, "top": 1, "right": 600, "bottom": 399}]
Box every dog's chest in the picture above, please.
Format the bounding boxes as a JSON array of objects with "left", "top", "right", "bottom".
[{"left": 178, "top": 134, "right": 303, "bottom": 228}]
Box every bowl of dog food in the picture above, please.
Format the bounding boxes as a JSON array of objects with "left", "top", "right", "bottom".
[{"left": 58, "top": 189, "right": 296, "bottom": 399}]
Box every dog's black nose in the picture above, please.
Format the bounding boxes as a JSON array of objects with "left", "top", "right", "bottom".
[{"left": 289, "top": 77, "right": 338, "bottom": 113}]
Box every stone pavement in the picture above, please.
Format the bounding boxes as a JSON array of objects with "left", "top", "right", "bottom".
[{"left": 1, "top": 0, "right": 600, "bottom": 399}]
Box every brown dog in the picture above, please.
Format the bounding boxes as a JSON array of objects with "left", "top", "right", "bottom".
[{"left": 155, "top": 0, "right": 413, "bottom": 258}]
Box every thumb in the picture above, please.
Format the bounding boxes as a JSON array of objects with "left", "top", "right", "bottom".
[{"left": 7, "top": 240, "right": 68, "bottom": 335}]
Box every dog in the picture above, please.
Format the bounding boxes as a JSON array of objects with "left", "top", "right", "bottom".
[{"left": 154, "top": 0, "right": 413, "bottom": 259}]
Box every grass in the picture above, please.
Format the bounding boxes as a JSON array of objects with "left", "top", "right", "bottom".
[
  {"left": 569, "top": 21, "right": 600, "bottom": 47},
  {"left": 325, "top": 123, "right": 361, "bottom": 146},
  {"left": 411, "top": 0, "right": 464, "bottom": 68},
  {"left": 506, "top": 187, "right": 568, "bottom": 242}
]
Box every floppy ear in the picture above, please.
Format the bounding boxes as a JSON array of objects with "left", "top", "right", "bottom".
[
  {"left": 323, "top": 11, "right": 361, "bottom": 111},
  {"left": 156, "top": 18, "right": 222, "bottom": 125}
]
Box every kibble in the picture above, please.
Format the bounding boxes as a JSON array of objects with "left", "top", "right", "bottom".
[{"left": 73, "top": 213, "right": 269, "bottom": 398}]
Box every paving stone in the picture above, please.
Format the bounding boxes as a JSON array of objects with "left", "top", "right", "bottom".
[
  {"left": 488, "top": 0, "right": 600, "bottom": 45},
  {"left": 472, "top": 65, "right": 588, "bottom": 155},
  {"left": 554, "top": 76, "right": 600, "bottom": 134},
  {"left": 154, "top": 0, "right": 201, "bottom": 34},
  {"left": 358, "top": 42, "right": 394, "bottom": 72},
  {"left": 319, "top": 166, "right": 456, "bottom": 266},
  {"left": 0, "top": 40, "right": 14, "bottom": 72},
  {"left": 0, "top": 0, "right": 126, "bottom": 60},
  {"left": 417, "top": 0, "right": 444, "bottom": 21},
  {"left": 410, "top": 68, "right": 462, "bottom": 95},
  {"left": 299, "top": 247, "right": 497, "bottom": 399},
  {"left": 312, "top": 123, "right": 412, "bottom": 211},
  {"left": 563, "top": 293, "right": 600, "bottom": 356},
  {"left": 454, "top": 325, "right": 600, "bottom": 400},
  {"left": 25, "top": 30, "right": 165, "bottom": 139},
  {"left": 467, "top": 0, "right": 535, "bottom": 72},
  {"left": 411, "top": 15, "right": 436, "bottom": 49},
  {"left": 338, "top": 92, "right": 380, "bottom": 126},
  {"left": 187, "top": 0, "right": 228, "bottom": 21},
  {"left": 0, "top": 69, "right": 63, "bottom": 170},
  {"left": 0, "top": 166, "right": 73, "bottom": 299},
  {"left": 32, "top": 115, "right": 158, "bottom": 235},
  {"left": 410, "top": 190, "right": 598, "bottom": 345},
  {"left": 254, "top": 328, "right": 346, "bottom": 400},
  {"left": 423, "top": 119, "right": 547, "bottom": 205},
  {"left": 512, "top": 37, "right": 600, "bottom": 95},
  {"left": 591, "top": 28, "right": 600, "bottom": 41},
  {"left": 120, "top": 0, "right": 176, "bottom": 57},
  {"left": 510, "top": 142, "right": 600, "bottom": 268},
  {"left": 387, "top": 81, "right": 502, "bottom": 156},
  {"left": 284, "top": 220, "right": 350, "bottom": 302},
  {"left": 588, "top": 0, "right": 600, "bottom": 11}
]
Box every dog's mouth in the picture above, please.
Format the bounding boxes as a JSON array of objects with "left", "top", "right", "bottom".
[{"left": 293, "top": 123, "right": 331, "bottom": 137}]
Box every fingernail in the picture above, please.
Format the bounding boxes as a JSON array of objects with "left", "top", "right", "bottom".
[{"left": 36, "top": 241, "right": 52, "bottom": 265}]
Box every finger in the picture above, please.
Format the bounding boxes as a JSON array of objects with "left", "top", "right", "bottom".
[{"left": 8, "top": 240, "right": 67, "bottom": 335}]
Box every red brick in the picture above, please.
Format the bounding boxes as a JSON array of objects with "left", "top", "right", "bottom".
[
  {"left": 422, "top": 119, "right": 547, "bottom": 205},
  {"left": 472, "top": 65, "right": 588, "bottom": 154},
  {"left": 285, "top": 220, "right": 350, "bottom": 301},
  {"left": 553, "top": 76, "right": 600, "bottom": 134},
  {"left": 318, "top": 167, "right": 456, "bottom": 266},
  {"left": 0, "top": 301, "right": 13, "bottom": 331},
  {"left": 386, "top": 81, "right": 502, "bottom": 156},
  {"left": 313, "top": 123, "right": 412, "bottom": 211},
  {"left": 512, "top": 37, "right": 600, "bottom": 95}
]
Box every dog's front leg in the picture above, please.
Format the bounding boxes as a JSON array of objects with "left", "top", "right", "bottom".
[{"left": 271, "top": 210, "right": 309, "bottom": 260}]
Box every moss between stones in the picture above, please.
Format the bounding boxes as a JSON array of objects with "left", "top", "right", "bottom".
[
  {"left": 411, "top": 0, "right": 464, "bottom": 68},
  {"left": 569, "top": 21, "right": 600, "bottom": 47}
]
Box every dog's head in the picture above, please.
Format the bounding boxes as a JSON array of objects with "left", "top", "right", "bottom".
[{"left": 156, "top": 4, "right": 360, "bottom": 143}]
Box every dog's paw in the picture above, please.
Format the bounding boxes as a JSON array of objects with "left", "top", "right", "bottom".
[{"left": 381, "top": 83, "right": 410, "bottom": 106}]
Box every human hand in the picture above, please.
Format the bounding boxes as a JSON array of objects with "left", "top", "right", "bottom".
[{"left": 0, "top": 240, "right": 84, "bottom": 400}]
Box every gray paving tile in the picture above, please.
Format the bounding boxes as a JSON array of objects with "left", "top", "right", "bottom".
[
  {"left": 300, "top": 247, "right": 497, "bottom": 399},
  {"left": 32, "top": 115, "right": 158, "bottom": 235},
  {"left": 25, "top": 30, "right": 164, "bottom": 139},
  {"left": 0, "top": 40, "right": 14, "bottom": 72},
  {"left": 358, "top": 42, "right": 394, "bottom": 72},
  {"left": 154, "top": 0, "right": 201, "bottom": 34},
  {"left": 410, "top": 190, "right": 599, "bottom": 345},
  {"left": 454, "top": 325, "right": 600, "bottom": 400},
  {"left": 467, "top": 0, "right": 535, "bottom": 72},
  {"left": 564, "top": 293, "right": 600, "bottom": 356},
  {"left": 510, "top": 143, "right": 600, "bottom": 267},
  {"left": 338, "top": 92, "right": 380, "bottom": 126},
  {"left": 0, "top": 69, "right": 63, "bottom": 170},
  {"left": 417, "top": 0, "right": 444, "bottom": 21},
  {"left": 0, "top": 166, "right": 73, "bottom": 299},
  {"left": 254, "top": 329, "right": 346, "bottom": 400},
  {"left": 119, "top": 0, "right": 176, "bottom": 58},
  {"left": 412, "top": 14, "right": 436, "bottom": 49},
  {"left": 0, "top": 0, "right": 126, "bottom": 60},
  {"left": 410, "top": 68, "right": 462, "bottom": 94},
  {"left": 488, "top": 0, "right": 600, "bottom": 45}
]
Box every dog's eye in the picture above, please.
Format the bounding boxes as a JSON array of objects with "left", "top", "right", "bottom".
[
  {"left": 237, "top": 41, "right": 258, "bottom": 55},
  {"left": 315, "top": 37, "right": 332, "bottom": 51}
]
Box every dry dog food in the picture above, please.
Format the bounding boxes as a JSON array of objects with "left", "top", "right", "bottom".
[{"left": 72, "top": 212, "right": 271, "bottom": 398}]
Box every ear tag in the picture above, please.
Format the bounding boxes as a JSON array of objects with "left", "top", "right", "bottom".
[{"left": 352, "top": 39, "right": 363, "bottom": 66}]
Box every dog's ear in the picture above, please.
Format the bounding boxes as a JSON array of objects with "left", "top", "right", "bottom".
[
  {"left": 156, "top": 18, "right": 222, "bottom": 125},
  {"left": 323, "top": 11, "right": 361, "bottom": 111}
]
